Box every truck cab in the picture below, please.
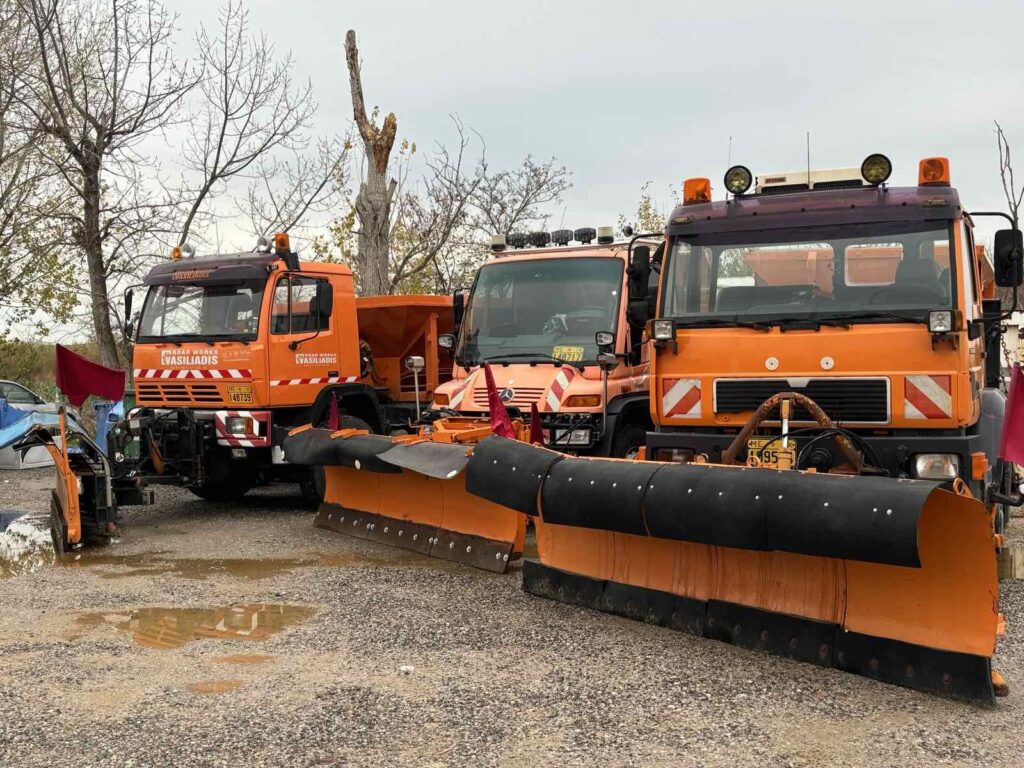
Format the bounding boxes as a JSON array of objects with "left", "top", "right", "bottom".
[
  {"left": 644, "top": 156, "right": 1020, "bottom": 528},
  {"left": 431, "top": 228, "right": 657, "bottom": 457}
]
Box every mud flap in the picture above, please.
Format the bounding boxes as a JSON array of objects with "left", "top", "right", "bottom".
[
  {"left": 290, "top": 430, "right": 525, "bottom": 573},
  {"left": 468, "top": 441, "right": 1000, "bottom": 702}
]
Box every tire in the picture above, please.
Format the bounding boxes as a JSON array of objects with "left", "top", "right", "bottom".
[
  {"left": 299, "top": 414, "right": 372, "bottom": 508},
  {"left": 611, "top": 422, "right": 647, "bottom": 459}
]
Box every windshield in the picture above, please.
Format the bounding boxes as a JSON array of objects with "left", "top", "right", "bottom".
[
  {"left": 661, "top": 222, "right": 954, "bottom": 324},
  {"left": 138, "top": 281, "right": 264, "bottom": 342},
  {"left": 460, "top": 257, "right": 624, "bottom": 365}
]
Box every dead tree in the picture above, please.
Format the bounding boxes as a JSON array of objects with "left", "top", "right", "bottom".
[{"left": 345, "top": 30, "right": 397, "bottom": 296}]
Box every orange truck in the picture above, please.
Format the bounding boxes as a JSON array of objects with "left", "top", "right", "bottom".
[
  {"left": 458, "top": 154, "right": 1023, "bottom": 701},
  {"left": 430, "top": 227, "right": 660, "bottom": 457},
  {"left": 92, "top": 234, "right": 452, "bottom": 517}
]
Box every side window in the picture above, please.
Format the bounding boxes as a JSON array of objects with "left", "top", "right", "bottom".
[
  {"left": 960, "top": 220, "right": 979, "bottom": 320},
  {"left": 663, "top": 243, "right": 712, "bottom": 315},
  {"left": 1, "top": 382, "right": 38, "bottom": 404},
  {"left": 271, "top": 276, "right": 331, "bottom": 334}
]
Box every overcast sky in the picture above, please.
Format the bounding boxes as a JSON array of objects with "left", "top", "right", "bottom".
[{"left": 159, "top": 0, "right": 1024, "bottom": 246}]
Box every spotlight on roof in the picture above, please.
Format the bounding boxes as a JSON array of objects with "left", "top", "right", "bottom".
[
  {"left": 507, "top": 232, "right": 528, "bottom": 249},
  {"left": 574, "top": 227, "right": 596, "bottom": 245},
  {"left": 529, "top": 231, "right": 551, "bottom": 247},
  {"left": 551, "top": 229, "right": 573, "bottom": 246}
]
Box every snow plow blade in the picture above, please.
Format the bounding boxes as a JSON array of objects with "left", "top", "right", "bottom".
[
  {"left": 283, "top": 425, "right": 526, "bottom": 573},
  {"left": 462, "top": 437, "right": 1002, "bottom": 702}
]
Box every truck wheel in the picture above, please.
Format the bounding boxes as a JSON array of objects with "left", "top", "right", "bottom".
[
  {"left": 611, "top": 422, "right": 646, "bottom": 459},
  {"left": 299, "top": 415, "right": 372, "bottom": 508}
]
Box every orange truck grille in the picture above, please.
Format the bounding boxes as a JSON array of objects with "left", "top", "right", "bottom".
[
  {"left": 713, "top": 377, "right": 890, "bottom": 423},
  {"left": 135, "top": 381, "right": 223, "bottom": 405},
  {"left": 472, "top": 386, "right": 546, "bottom": 408}
]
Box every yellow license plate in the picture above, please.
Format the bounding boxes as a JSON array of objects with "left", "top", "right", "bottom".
[
  {"left": 553, "top": 345, "right": 585, "bottom": 362},
  {"left": 227, "top": 385, "right": 254, "bottom": 405},
  {"left": 746, "top": 437, "right": 797, "bottom": 466}
]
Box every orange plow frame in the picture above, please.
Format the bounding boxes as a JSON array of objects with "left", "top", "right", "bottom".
[{"left": 285, "top": 421, "right": 527, "bottom": 573}]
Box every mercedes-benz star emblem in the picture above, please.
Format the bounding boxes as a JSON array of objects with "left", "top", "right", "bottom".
[{"left": 498, "top": 387, "right": 515, "bottom": 403}]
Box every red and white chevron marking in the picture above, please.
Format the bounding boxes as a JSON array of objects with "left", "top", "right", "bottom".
[
  {"left": 134, "top": 368, "right": 251, "bottom": 380},
  {"left": 448, "top": 368, "right": 480, "bottom": 409},
  {"left": 213, "top": 409, "right": 270, "bottom": 448},
  {"left": 269, "top": 375, "right": 359, "bottom": 387},
  {"left": 545, "top": 367, "right": 577, "bottom": 412},
  {"left": 662, "top": 377, "right": 702, "bottom": 418},
  {"left": 904, "top": 374, "right": 952, "bottom": 419}
]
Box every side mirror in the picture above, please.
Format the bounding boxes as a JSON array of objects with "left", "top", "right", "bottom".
[
  {"left": 994, "top": 228, "right": 1023, "bottom": 287},
  {"left": 628, "top": 246, "right": 651, "bottom": 299},
  {"left": 596, "top": 352, "right": 619, "bottom": 372},
  {"left": 316, "top": 280, "right": 334, "bottom": 319},
  {"left": 438, "top": 334, "right": 455, "bottom": 351},
  {"left": 123, "top": 319, "right": 136, "bottom": 341},
  {"left": 124, "top": 289, "right": 134, "bottom": 320},
  {"left": 453, "top": 291, "right": 466, "bottom": 326}
]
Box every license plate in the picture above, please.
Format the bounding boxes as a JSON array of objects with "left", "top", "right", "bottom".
[
  {"left": 747, "top": 437, "right": 797, "bottom": 466},
  {"left": 227, "top": 385, "right": 254, "bottom": 405},
  {"left": 553, "top": 345, "right": 585, "bottom": 362}
]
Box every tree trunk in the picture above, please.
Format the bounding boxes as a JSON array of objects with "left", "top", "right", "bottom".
[
  {"left": 345, "top": 30, "right": 397, "bottom": 296},
  {"left": 80, "top": 154, "right": 121, "bottom": 368}
]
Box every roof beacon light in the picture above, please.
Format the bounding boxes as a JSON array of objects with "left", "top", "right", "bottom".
[
  {"left": 596, "top": 226, "right": 614, "bottom": 244},
  {"left": 529, "top": 231, "right": 551, "bottom": 247},
  {"left": 490, "top": 234, "right": 507, "bottom": 252},
  {"left": 507, "top": 232, "right": 528, "bottom": 249},
  {"left": 919, "top": 157, "right": 951, "bottom": 186},
  {"left": 255, "top": 235, "right": 272, "bottom": 253},
  {"left": 574, "top": 227, "right": 596, "bottom": 244},
  {"left": 551, "top": 229, "right": 573, "bottom": 246},
  {"left": 180, "top": 243, "right": 195, "bottom": 259},
  {"left": 274, "top": 232, "right": 291, "bottom": 253},
  {"left": 723, "top": 165, "right": 753, "bottom": 196},
  {"left": 860, "top": 153, "right": 892, "bottom": 185},
  {"left": 170, "top": 246, "right": 182, "bottom": 260},
  {"left": 683, "top": 177, "right": 712, "bottom": 205}
]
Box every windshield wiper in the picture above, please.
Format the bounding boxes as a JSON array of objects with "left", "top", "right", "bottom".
[
  {"left": 821, "top": 311, "right": 929, "bottom": 325},
  {"left": 674, "top": 318, "right": 771, "bottom": 332},
  {"left": 769, "top": 317, "right": 851, "bottom": 331},
  {"left": 483, "top": 353, "right": 585, "bottom": 372}
]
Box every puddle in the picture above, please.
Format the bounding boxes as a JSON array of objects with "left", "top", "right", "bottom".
[
  {"left": 190, "top": 679, "right": 242, "bottom": 694},
  {"left": 0, "top": 514, "right": 55, "bottom": 578},
  {"left": 76, "top": 603, "right": 314, "bottom": 649},
  {"left": 214, "top": 654, "right": 273, "bottom": 665}
]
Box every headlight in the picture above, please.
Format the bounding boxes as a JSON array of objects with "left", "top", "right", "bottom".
[
  {"left": 652, "top": 319, "right": 675, "bottom": 341},
  {"left": 554, "top": 429, "right": 591, "bottom": 446},
  {"left": 438, "top": 334, "right": 455, "bottom": 349},
  {"left": 860, "top": 153, "right": 892, "bottom": 185},
  {"left": 928, "top": 310, "right": 953, "bottom": 333},
  {"left": 723, "top": 165, "right": 753, "bottom": 195},
  {"left": 914, "top": 453, "right": 960, "bottom": 480},
  {"left": 225, "top": 416, "right": 254, "bottom": 434}
]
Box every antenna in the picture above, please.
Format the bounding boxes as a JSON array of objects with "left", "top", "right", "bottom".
[
  {"left": 727, "top": 135, "right": 733, "bottom": 167},
  {"left": 806, "top": 131, "right": 811, "bottom": 186}
]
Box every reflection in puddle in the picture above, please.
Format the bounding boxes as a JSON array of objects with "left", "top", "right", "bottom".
[
  {"left": 0, "top": 515, "right": 55, "bottom": 578},
  {"left": 190, "top": 679, "right": 243, "bottom": 694},
  {"left": 77, "top": 603, "right": 314, "bottom": 649}
]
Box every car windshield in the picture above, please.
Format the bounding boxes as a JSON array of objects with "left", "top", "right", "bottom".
[
  {"left": 460, "top": 257, "right": 624, "bottom": 365},
  {"left": 661, "top": 222, "right": 955, "bottom": 324},
  {"left": 138, "top": 281, "right": 264, "bottom": 342}
]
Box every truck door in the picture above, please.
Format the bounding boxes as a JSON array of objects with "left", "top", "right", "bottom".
[{"left": 267, "top": 273, "right": 343, "bottom": 407}]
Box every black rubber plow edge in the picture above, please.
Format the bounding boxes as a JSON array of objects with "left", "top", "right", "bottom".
[{"left": 522, "top": 560, "right": 995, "bottom": 703}]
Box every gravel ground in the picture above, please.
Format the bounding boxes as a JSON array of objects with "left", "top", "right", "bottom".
[{"left": 0, "top": 467, "right": 1022, "bottom": 768}]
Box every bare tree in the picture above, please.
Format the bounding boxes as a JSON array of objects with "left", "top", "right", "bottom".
[
  {"left": 241, "top": 136, "right": 351, "bottom": 248},
  {"left": 470, "top": 156, "right": 571, "bottom": 236},
  {"left": 997, "top": 121, "right": 1024, "bottom": 227},
  {"left": 12, "top": 0, "right": 199, "bottom": 366},
  {"left": 177, "top": 1, "right": 317, "bottom": 247},
  {"left": 345, "top": 29, "right": 398, "bottom": 296}
]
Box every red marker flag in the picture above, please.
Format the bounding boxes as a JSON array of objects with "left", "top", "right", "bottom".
[
  {"left": 529, "top": 402, "right": 544, "bottom": 445},
  {"left": 483, "top": 363, "right": 516, "bottom": 439},
  {"left": 999, "top": 364, "right": 1024, "bottom": 466},
  {"left": 54, "top": 344, "right": 126, "bottom": 407}
]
